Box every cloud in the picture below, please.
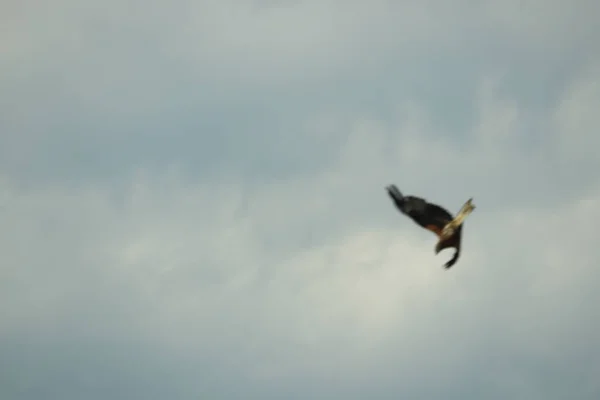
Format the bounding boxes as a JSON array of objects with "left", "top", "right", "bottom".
[
  {"left": 1, "top": 0, "right": 600, "bottom": 399},
  {"left": 3, "top": 0, "right": 599, "bottom": 187}
]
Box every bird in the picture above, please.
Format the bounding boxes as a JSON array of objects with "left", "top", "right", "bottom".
[{"left": 385, "top": 184, "right": 475, "bottom": 269}]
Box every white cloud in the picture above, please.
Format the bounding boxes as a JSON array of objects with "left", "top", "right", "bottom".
[{"left": 2, "top": 65, "right": 600, "bottom": 397}]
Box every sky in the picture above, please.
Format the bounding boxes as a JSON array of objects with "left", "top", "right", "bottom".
[{"left": 1, "top": 0, "right": 600, "bottom": 399}]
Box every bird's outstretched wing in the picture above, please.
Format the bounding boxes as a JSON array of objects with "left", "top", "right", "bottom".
[
  {"left": 386, "top": 185, "right": 453, "bottom": 237},
  {"left": 421, "top": 203, "right": 454, "bottom": 237}
]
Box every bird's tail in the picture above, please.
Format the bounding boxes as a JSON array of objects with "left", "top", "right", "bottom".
[{"left": 385, "top": 184, "right": 404, "bottom": 204}]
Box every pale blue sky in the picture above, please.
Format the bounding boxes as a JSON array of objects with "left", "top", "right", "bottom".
[{"left": 1, "top": 1, "right": 600, "bottom": 399}]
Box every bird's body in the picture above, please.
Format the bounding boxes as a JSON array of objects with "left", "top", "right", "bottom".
[{"left": 386, "top": 185, "right": 475, "bottom": 269}]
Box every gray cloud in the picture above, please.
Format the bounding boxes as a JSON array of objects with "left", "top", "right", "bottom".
[
  {"left": 1, "top": 0, "right": 600, "bottom": 399},
  {"left": 2, "top": 0, "right": 599, "bottom": 186}
]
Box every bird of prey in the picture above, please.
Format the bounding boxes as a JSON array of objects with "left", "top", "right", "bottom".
[{"left": 385, "top": 184, "right": 475, "bottom": 269}]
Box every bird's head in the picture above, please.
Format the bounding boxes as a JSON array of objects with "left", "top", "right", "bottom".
[{"left": 435, "top": 240, "right": 453, "bottom": 254}]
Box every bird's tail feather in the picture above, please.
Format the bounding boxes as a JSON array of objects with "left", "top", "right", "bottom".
[{"left": 386, "top": 185, "right": 404, "bottom": 203}]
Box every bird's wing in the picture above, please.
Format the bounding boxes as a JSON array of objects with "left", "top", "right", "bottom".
[
  {"left": 426, "top": 203, "right": 454, "bottom": 221},
  {"left": 387, "top": 190, "right": 454, "bottom": 237},
  {"left": 421, "top": 203, "right": 454, "bottom": 237}
]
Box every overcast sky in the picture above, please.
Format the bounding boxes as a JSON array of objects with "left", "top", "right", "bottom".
[{"left": 1, "top": 1, "right": 600, "bottom": 399}]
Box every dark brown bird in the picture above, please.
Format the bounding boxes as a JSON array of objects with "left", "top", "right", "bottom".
[{"left": 385, "top": 185, "right": 475, "bottom": 269}]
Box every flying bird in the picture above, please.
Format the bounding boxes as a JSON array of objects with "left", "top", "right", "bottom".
[{"left": 385, "top": 185, "right": 475, "bottom": 269}]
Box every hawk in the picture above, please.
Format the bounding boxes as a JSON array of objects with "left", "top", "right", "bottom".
[{"left": 385, "top": 184, "right": 475, "bottom": 269}]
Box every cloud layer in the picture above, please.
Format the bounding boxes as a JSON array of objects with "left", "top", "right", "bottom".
[{"left": 1, "top": 1, "right": 599, "bottom": 399}]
